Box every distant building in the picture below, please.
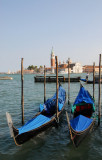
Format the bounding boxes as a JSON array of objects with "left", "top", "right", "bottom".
[
  {"left": 58, "top": 61, "right": 68, "bottom": 74},
  {"left": 51, "top": 47, "right": 55, "bottom": 73},
  {"left": 59, "top": 61, "right": 68, "bottom": 69},
  {"left": 16, "top": 69, "right": 34, "bottom": 74},
  {"left": 58, "top": 62, "right": 83, "bottom": 73},
  {"left": 8, "top": 70, "right": 11, "bottom": 74},
  {"left": 83, "top": 65, "right": 102, "bottom": 73},
  {"left": 71, "top": 63, "right": 83, "bottom": 73},
  {"left": 83, "top": 65, "right": 93, "bottom": 73},
  {"left": 46, "top": 48, "right": 83, "bottom": 74}
]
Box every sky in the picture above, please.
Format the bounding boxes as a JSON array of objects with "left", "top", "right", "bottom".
[{"left": 0, "top": 0, "right": 102, "bottom": 72}]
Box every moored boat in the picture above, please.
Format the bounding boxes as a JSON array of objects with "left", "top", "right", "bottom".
[
  {"left": 66, "top": 113, "right": 95, "bottom": 147},
  {"left": 66, "top": 85, "right": 95, "bottom": 147},
  {"left": 80, "top": 78, "right": 93, "bottom": 84},
  {"left": 80, "top": 78, "right": 102, "bottom": 84},
  {"left": 6, "top": 85, "right": 66, "bottom": 146},
  {"left": 0, "top": 76, "right": 13, "bottom": 80}
]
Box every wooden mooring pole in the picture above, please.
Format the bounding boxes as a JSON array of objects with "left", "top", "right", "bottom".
[
  {"left": 44, "top": 65, "right": 46, "bottom": 103},
  {"left": 55, "top": 56, "right": 59, "bottom": 123},
  {"left": 98, "top": 54, "right": 101, "bottom": 126},
  {"left": 93, "top": 62, "right": 95, "bottom": 99},
  {"left": 68, "top": 58, "right": 70, "bottom": 105},
  {"left": 21, "top": 58, "right": 24, "bottom": 125}
]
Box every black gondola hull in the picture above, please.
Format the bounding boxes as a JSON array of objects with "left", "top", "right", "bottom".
[
  {"left": 71, "top": 119, "right": 95, "bottom": 147},
  {"left": 14, "top": 118, "right": 55, "bottom": 145},
  {"left": 13, "top": 105, "right": 65, "bottom": 145}
]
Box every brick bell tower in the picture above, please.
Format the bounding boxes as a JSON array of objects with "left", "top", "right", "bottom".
[{"left": 51, "top": 47, "right": 55, "bottom": 73}]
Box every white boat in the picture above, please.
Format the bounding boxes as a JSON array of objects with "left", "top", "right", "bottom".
[{"left": 0, "top": 76, "right": 13, "bottom": 80}]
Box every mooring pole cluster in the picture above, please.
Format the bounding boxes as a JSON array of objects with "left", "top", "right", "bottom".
[{"left": 20, "top": 54, "right": 101, "bottom": 126}]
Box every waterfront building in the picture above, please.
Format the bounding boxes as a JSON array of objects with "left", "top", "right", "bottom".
[
  {"left": 71, "top": 62, "right": 83, "bottom": 73},
  {"left": 58, "top": 61, "right": 83, "bottom": 73},
  {"left": 46, "top": 48, "right": 83, "bottom": 74},
  {"left": 83, "top": 65, "right": 102, "bottom": 73},
  {"left": 8, "top": 70, "right": 11, "bottom": 74}
]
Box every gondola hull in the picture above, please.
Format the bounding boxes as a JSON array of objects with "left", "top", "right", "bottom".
[
  {"left": 13, "top": 108, "right": 64, "bottom": 145},
  {"left": 13, "top": 116, "right": 55, "bottom": 145},
  {"left": 70, "top": 117, "right": 95, "bottom": 147}
]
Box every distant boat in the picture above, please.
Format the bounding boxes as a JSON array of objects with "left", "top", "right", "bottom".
[
  {"left": 34, "top": 75, "right": 80, "bottom": 83},
  {"left": 0, "top": 76, "right": 13, "bottom": 80},
  {"left": 80, "top": 78, "right": 102, "bottom": 84},
  {"left": 80, "top": 78, "right": 93, "bottom": 83},
  {"left": 66, "top": 85, "right": 95, "bottom": 147},
  {"left": 6, "top": 84, "right": 66, "bottom": 145}
]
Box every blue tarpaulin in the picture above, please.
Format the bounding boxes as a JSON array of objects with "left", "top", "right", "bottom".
[
  {"left": 70, "top": 115, "right": 93, "bottom": 132},
  {"left": 80, "top": 78, "right": 87, "bottom": 82},
  {"left": 73, "top": 86, "right": 94, "bottom": 106},
  {"left": 18, "top": 85, "right": 66, "bottom": 135},
  {"left": 18, "top": 115, "right": 51, "bottom": 135},
  {"left": 40, "top": 86, "right": 66, "bottom": 113}
]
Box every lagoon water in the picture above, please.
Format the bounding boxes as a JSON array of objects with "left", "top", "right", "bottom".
[{"left": 0, "top": 73, "right": 102, "bottom": 160}]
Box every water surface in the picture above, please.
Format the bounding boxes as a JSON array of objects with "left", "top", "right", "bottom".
[{"left": 0, "top": 73, "right": 102, "bottom": 160}]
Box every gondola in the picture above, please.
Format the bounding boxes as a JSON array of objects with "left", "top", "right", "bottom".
[
  {"left": 80, "top": 78, "right": 99, "bottom": 84},
  {"left": 6, "top": 85, "right": 66, "bottom": 146},
  {"left": 66, "top": 85, "right": 95, "bottom": 147},
  {"left": 80, "top": 78, "right": 93, "bottom": 84}
]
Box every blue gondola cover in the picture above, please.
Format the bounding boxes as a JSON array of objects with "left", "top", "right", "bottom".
[
  {"left": 80, "top": 78, "right": 87, "bottom": 82},
  {"left": 18, "top": 115, "right": 51, "bottom": 135},
  {"left": 18, "top": 86, "right": 66, "bottom": 135},
  {"left": 73, "top": 86, "right": 94, "bottom": 106},
  {"left": 39, "top": 86, "right": 66, "bottom": 113},
  {"left": 70, "top": 115, "right": 93, "bottom": 132}
]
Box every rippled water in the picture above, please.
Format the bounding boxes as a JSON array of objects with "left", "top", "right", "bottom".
[{"left": 0, "top": 73, "right": 102, "bottom": 160}]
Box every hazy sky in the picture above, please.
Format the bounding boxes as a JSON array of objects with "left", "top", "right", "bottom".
[{"left": 0, "top": 0, "right": 102, "bottom": 72}]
